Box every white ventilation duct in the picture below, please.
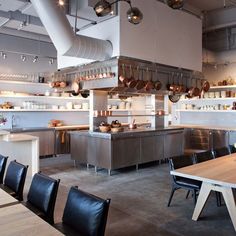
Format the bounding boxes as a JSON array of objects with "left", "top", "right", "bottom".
[{"left": 31, "top": 0, "right": 112, "bottom": 61}]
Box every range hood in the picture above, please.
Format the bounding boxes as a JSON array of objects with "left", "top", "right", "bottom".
[{"left": 31, "top": 0, "right": 112, "bottom": 61}]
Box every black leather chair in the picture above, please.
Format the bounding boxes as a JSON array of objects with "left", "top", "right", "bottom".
[
  {"left": 229, "top": 145, "right": 236, "bottom": 154},
  {"left": 0, "top": 154, "right": 8, "bottom": 184},
  {"left": 54, "top": 186, "right": 111, "bottom": 236},
  {"left": 167, "top": 155, "right": 201, "bottom": 207},
  {"left": 23, "top": 172, "right": 60, "bottom": 225},
  {"left": 194, "top": 150, "right": 215, "bottom": 163},
  {"left": 0, "top": 160, "right": 28, "bottom": 201},
  {"left": 214, "top": 146, "right": 231, "bottom": 158}
]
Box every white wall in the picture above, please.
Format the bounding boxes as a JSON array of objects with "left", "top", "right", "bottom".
[
  {"left": 120, "top": 0, "right": 202, "bottom": 71},
  {"left": 58, "top": 1, "right": 202, "bottom": 71}
]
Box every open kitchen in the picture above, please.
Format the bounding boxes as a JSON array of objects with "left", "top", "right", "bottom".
[{"left": 0, "top": 0, "right": 236, "bottom": 235}]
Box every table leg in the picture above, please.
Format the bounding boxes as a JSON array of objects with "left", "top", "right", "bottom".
[
  {"left": 221, "top": 187, "right": 236, "bottom": 231},
  {"left": 192, "top": 182, "right": 211, "bottom": 221}
]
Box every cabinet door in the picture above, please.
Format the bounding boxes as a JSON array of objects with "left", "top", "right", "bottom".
[
  {"left": 112, "top": 137, "right": 140, "bottom": 169},
  {"left": 140, "top": 135, "right": 164, "bottom": 163},
  {"left": 212, "top": 130, "right": 229, "bottom": 149},
  {"left": 70, "top": 133, "right": 88, "bottom": 163},
  {"left": 25, "top": 131, "right": 55, "bottom": 156},
  {"left": 164, "top": 131, "right": 184, "bottom": 158}
]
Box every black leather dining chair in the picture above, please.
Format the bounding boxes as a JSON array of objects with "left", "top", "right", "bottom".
[
  {"left": 229, "top": 145, "right": 236, "bottom": 154},
  {"left": 54, "top": 186, "right": 111, "bottom": 236},
  {"left": 167, "top": 155, "right": 201, "bottom": 207},
  {"left": 194, "top": 150, "right": 215, "bottom": 163},
  {"left": 214, "top": 146, "right": 231, "bottom": 158},
  {"left": 0, "top": 154, "right": 8, "bottom": 184},
  {"left": 0, "top": 160, "right": 28, "bottom": 201},
  {"left": 23, "top": 172, "right": 60, "bottom": 225}
]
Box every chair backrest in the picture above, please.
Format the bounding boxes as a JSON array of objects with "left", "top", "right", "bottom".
[
  {"left": 62, "top": 186, "right": 111, "bottom": 236},
  {"left": 214, "top": 146, "right": 231, "bottom": 158},
  {"left": 27, "top": 172, "right": 60, "bottom": 224},
  {"left": 169, "top": 155, "right": 194, "bottom": 170},
  {"left": 194, "top": 150, "right": 215, "bottom": 163},
  {"left": 229, "top": 145, "right": 236, "bottom": 154},
  {"left": 0, "top": 154, "right": 8, "bottom": 184},
  {"left": 4, "top": 160, "right": 28, "bottom": 201}
]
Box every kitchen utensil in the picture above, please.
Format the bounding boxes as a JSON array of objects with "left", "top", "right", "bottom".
[
  {"left": 135, "top": 67, "right": 145, "bottom": 90},
  {"left": 167, "top": 72, "right": 177, "bottom": 93},
  {"left": 168, "top": 94, "right": 181, "bottom": 103},
  {"left": 193, "top": 78, "right": 200, "bottom": 97},
  {"left": 129, "top": 119, "right": 137, "bottom": 129},
  {"left": 111, "top": 127, "right": 124, "bottom": 133},
  {"left": 186, "top": 75, "right": 195, "bottom": 98},
  {"left": 81, "top": 90, "right": 90, "bottom": 98},
  {"left": 144, "top": 68, "right": 154, "bottom": 92},
  {"left": 126, "top": 65, "right": 137, "bottom": 88},
  {"left": 201, "top": 79, "right": 210, "bottom": 92},
  {"left": 119, "top": 64, "right": 128, "bottom": 86},
  {"left": 154, "top": 69, "right": 162, "bottom": 90}
]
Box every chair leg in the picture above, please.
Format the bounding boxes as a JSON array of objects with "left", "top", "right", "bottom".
[
  {"left": 186, "top": 190, "right": 190, "bottom": 199},
  {"left": 193, "top": 189, "right": 197, "bottom": 204},
  {"left": 167, "top": 187, "right": 176, "bottom": 207},
  {"left": 216, "top": 192, "right": 222, "bottom": 207}
]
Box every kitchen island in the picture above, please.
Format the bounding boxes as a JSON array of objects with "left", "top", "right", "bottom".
[{"left": 70, "top": 127, "right": 184, "bottom": 175}]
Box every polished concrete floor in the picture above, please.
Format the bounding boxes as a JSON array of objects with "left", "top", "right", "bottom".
[{"left": 24, "top": 155, "right": 236, "bottom": 236}]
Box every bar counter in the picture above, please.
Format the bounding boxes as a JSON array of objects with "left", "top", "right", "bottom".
[{"left": 70, "top": 127, "right": 184, "bottom": 175}]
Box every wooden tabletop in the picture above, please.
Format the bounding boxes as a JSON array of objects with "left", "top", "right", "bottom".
[
  {"left": 170, "top": 153, "right": 236, "bottom": 188},
  {"left": 0, "top": 204, "right": 64, "bottom": 236},
  {"left": 0, "top": 188, "right": 18, "bottom": 207}
]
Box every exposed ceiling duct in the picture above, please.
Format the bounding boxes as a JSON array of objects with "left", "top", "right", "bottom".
[{"left": 30, "top": 0, "right": 113, "bottom": 61}]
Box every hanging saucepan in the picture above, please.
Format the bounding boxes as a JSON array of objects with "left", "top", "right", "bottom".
[
  {"left": 81, "top": 90, "right": 90, "bottom": 98},
  {"left": 169, "top": 94, "right": 181, "bottom": 103},
  {"left": 186, "top": 75, "right": 195, "bottom": 98},
  {"left": 135, "top": 67, "right": 145, "bottom": 90},
  {"left": 193, "top": 78, "right": 200, "bottom": 97},
  {"left": 119, "top": 64, "right": 128, "bottom": 86},
  {"left": 154, "top": 69, "right": 162, "bottom": 91},
  {"left": 177, "top": 73, "right": 186, "bottom": 93},
  {"left": 126, "top": 65, "right": 137, "bottom": 88},
  {"left": 201, "top": 79, "right": 210, "bottom": 92},
  {"left": 167, "top": 72, "right": 177, "bottom": 93},
  {"left": 144, "top": 68, "right": 154, "bottom": 92}
]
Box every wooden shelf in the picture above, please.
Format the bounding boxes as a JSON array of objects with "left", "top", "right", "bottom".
[
  {"left": 179, "top": 97, "right": 236, "bottom": 102},
  {"left": 176, "top": 109, "right": 234, "bottom": 112},
  {"left": 0, "top": 95, "right": 89, "bottom": 100},
  {"left": 209, "top": 85, "right": 236, "bottom": 90},
  {"left": 0, "top": 109, "right": 90, "bottom": 112},
  {"left": 0, "top": 80, "right": 49, "bottom": 87}
]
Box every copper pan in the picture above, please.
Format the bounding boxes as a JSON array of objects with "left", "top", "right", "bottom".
[
  {"left": 119, "top": 64, "right": 128, "bottom": 86},
  {"left": 135, "top": 67, "right": 145, "bottom": 90},
  {"left": 153, "top": 69, "right": 162, "bottom": 91},
  {"left": 144, "top": 68, "right": 154, "bottom": 92},
  {"left": 126, "top": 65, "right": 137, "bottom": 88}
]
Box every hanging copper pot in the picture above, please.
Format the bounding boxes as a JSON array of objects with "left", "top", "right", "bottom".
[
  {"left": 135, "top": 67, "right": 145, "bottom": 90},
  {"left": 144, "top": 68, "right": 154, "bottom": 92},
  {"left": 201, "top": 79, "right": 210, "bottom": 92},
  {"left": 126, "top": 65, "right": 137, "bottom": 88},
  {"left": 119, "top": 64, "right": 128, "bottom": 86}
]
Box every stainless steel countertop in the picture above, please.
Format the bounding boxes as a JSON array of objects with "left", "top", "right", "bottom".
[
  {"left": 70, "top": 127, "right": 184, "bottom": 139},
  {"left": 171, "top": 124, "right": 236, "bottom": 131}
]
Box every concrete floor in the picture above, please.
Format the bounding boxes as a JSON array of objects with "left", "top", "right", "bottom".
[{"left": 23, "top": 155, "right": 236, "bottom": 236}]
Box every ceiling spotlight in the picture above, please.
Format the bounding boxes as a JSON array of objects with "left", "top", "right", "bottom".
[
  {"left": 49, "top": 58, "right": 54, "bottom": 65},
  {"left": 33, "top": 56, "right": 38, "bottom": 63},
  {"left": 127, "top": 6, "right": 143, "bottom": 25},
  {"left": 0, "top": 52, "right": 7, "bottom": 59},
  {"left": 166, "top": 0, "right": 184, "bottom": 9},
  {"left": 58, "top": 0, "right": 65, "bottom": 6},
  {"left": 94, "top": 0, "right": 112, "bottom": 17},
  {"left": 94, "top": 0, "right": 143, "bottom": 24},
  {"left": 21, "top": 55, "right": 26, "bottom": 62}
]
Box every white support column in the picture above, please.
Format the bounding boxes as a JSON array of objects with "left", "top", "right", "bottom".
[{"left": 89, "top": 90, "right": 108, "bottom": 131}]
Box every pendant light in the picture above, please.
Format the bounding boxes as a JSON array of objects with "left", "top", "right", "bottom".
[
  {"left": 94, "top": 0, "right": 143, "bottom": 24},
  {"left": 166, "top": 0, "right": 184, "bottom": 9}
]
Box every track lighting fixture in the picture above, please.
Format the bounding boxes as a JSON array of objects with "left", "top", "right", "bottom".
[
  {"left": 33, "top": 56, "right": 38, "bottom": 63},
  {"left": 94, "top": 0, "right": 143, "bottom": 24},
  {"left": 21, "top": 55, "right": 26, "bottom": 62},
  {"left": 165, "top": 0, "right": 184, "bottom": 9},
  {"left": 49, "top": 58, "right": 54, "bottom": 65}
]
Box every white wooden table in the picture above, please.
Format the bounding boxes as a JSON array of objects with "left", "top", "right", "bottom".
[
  {"left": 170, "top": 154, "right": 236, "bottom": 231},
  {"left": 0, "top": 204, "right": 64, "bottom": 235},
  {"left": 0, "top": 188, "right": 18, "bottom": 207}
]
